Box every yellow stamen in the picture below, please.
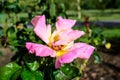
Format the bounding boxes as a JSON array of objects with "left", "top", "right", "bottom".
[
  {"left": 56, "top": 50, "right": 66, "bottom": 57},
  {"left": 54, "top": 35, "right": 59, "bottom": 42}
]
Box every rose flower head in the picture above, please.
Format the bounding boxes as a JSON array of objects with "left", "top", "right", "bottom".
[{"left": 26, "top": 15, "right": 95, "bottom": 68}]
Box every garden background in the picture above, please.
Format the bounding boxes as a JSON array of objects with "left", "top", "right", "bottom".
[{"left": 0, "top": 0, "right": 120, "bottom": 80}]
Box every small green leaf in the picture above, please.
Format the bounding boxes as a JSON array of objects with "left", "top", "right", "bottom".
[
  {"left": 33, "top": 71, "right": 43, "bottom": 80},
  {"left": 0, "top": 51, "right": 2, "bottom": 56},
  {"left": 10, "top": 69, "right": 22, "bottom": 80},
  {"left": 6, "top": 27, "right": 16, "bottom": 39},
  {"left": 21, "top": 68, "right": 35, "bottom": 80},
  {"left": 23, "top": 54, "right": 39, "bottom": 71},
  {"left": 0, "top": 27, "right": 4, "bottom": 37},
  {"left": 60, "top": 64, "right": 80, "bottom": 78},
  {"left": 49, "top": 3, "right": 56, "bottom": 18},
  {"left": 26, "top": 61, "right": 39, "bottom": 71},
  {"left": 54, "top": 70, "right": 69, "bottom": 80},
  {"left": 0, "top": 62, "right": 21, "bottom": 80},
  {"left": 6, "top": 27, "right": 17, "bottom": 44},
  {"left": 21, "top": 68, "right": 43, "bottom": 80},
  {"left": 93, "top": 51, "right": 101, "bottom": 63}
]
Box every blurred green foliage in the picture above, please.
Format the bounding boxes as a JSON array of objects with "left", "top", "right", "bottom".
[
  {"left": 0, "top": 0, "right": 118, "bottom": 80},
  {"left": 0, "top": 0, "right": 82, "bottom": 79}
]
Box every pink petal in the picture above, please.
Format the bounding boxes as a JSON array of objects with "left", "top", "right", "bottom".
[
  {"left": 32, "top": 15, "right": 49, "bottom": 44},
  {"left": 67, "top": 30, "right": 85, "bottom": 41},
  {"left": 71, "top": 43, "right": 95, "bottom": 59},
  {"left": 26, "top": 42, "right": 56, "bottom": 57},
  {"left": 55, "top": 43, "right": 95, "bottom": 68},
  {"left": 55, "top": 48, "right": 80, "bottom": 68},
  {"left": 31, "top": 16, "right": 42, "bottom": 27},
  {"left": 54, "top": 40, "right": 68, "bottom": 46},
  {"left": 58, "top": 49, "right": 80, "bottom": 63},
  {"left": 56, "top": 16, "right": 76, "bottom": 30},
  {"left": 55, "top": 58, "right": 62, "bottom": 68},
  {"left": 26, "top": 42, "right": 35, "bottom": 53},
  {"left": 47, "top": 24, "right": 52, "bottom": 39},
  {"left": 59, "top": 30, "right": 85, "bottom": 43}
]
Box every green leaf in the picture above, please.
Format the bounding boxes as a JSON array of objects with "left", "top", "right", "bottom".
[
  {"left": 6, "top": 27, "right": 16, "bottom": 37},
  {"left": 0, "top": 62, "right": 21, "bottom": 80},
  {"left": 23, "top": 54, "right": 39, "bottom": 71},
  {"left": 21, "top": 68, "right": 35, "bottom": 80},
  {"left": 21, "top": 68, "right": 43, "bottom": 80},
  {"left": 0, "top": 51, "right": 2, "bottom": 56},
  {"left": 10, "top": 69, "right": 22, "bottom": 80},
  {"left": 26, "top": 61, "right": 39, "bottom": 71},
  {"left": 49, "top": 3, "right": 56, "bottom": 18},
  {"left": 33, "top": 71, "right": 43, "bottom": 80},
  {"left": 9, "top": 40, "right": 19, "bottom": 46},
  {"left": 0, "top": 27, "right": 4, "bottom": 37},
  {"left": 6, "top": 27, "right": 17, "bottom": 42},
  {"left": 60, "top": 64, "right": 80, "bottom": 79},
  {"left": 93, "top": 51, "right": 101, "bottom": 63},
  {"left": 54, "top": 70, "right": 69, "bottom": 80}
]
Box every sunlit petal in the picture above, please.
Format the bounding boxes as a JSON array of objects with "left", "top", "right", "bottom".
[
  {"left": 59, "top": 30, "right": 85, "bottom": 42},
  {"left": 32, "top": 15, "right": 49, "bottom": 44},
  {"left": 47, "top": 24, "right": 52, "bottom": 39},
  {"left": 55, "top": 43, "right": 94, "bottom": 68},
  {"left": 56, "top": 16, "right": 76, "bottom": 30},
  {"left": 71, "top": 43, "right": 95, "bottom": 59},
  {"left": 54, "top": 40, "right": 68, "bottom": 46},
  {"left": 26, "top": 42, "right": 56, "bottom": 57},
  {"left": 57, "top": 48, "right": 79, "bottom": 64}
]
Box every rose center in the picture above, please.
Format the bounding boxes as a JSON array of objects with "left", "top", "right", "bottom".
[{"left": 52, "top": 45, "right": 63, "bottom": 51}]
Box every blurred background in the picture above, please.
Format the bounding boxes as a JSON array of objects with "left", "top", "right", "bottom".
[{"left": 0, "top": 0, "right": 120, "bottom": 80}]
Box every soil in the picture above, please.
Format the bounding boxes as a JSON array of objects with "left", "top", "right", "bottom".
[
  {"left": 80, "top": 37, "right": 120, "bottom": 80},
  {"left": 0, "top": 47, "right": 14, "bottom": 67},
  {"left": 0, "top": 38, "right": 120, "bottom": 80}
]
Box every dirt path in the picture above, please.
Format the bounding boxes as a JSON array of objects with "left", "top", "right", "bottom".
[{"left": 0, "top": 47, "right": 14, "bottom": 67}]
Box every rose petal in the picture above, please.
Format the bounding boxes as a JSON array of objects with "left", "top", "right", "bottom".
[
  {"left": 31, "top": 16, "right": 42, "bottom": 27},
  {"left": 54, "top": 40, "right": 68, "bottom": 46},
  {"left": 47, "top": 24, "right": 52, "bottom": 39},
  {"left": 55, "top": 42, "right": 95, "bottom": 68},
  {"left": 71, "top": 43, "right": 95, "bottom": 59},
  {"left": 32, "top": 15, "right": 49, "bottom": 44},
  {"left": 56, "top": 16, "right": 76, "bottom": 30},
  {"left": 26, "top": 42, "right": 56, "bottom": 57},
  {"left": 59, "top": 30, "right": 85, "bottom": 42},
  {"left": 67, "top": 30, "right": 85, "bottom": 41},
  {"left": 26, "top": 42, "right": 35, "bottom": 53},
  {"left": 55, "top": 48, "right": 80, "bottom": 68},
  {"left": 58, "top": 48, "right": 80, "bottom": 64},
  {"left": 55, "top": 58, "right": 62, "bottom": 68}
]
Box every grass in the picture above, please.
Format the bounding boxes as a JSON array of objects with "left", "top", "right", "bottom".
[
  {"left": 74, "top": 26, "right": 120, "bottom": 40},
  {"left": 102, "top": 27, "right": 120, "bottom": 39},
  {"left": 66, "top": 9, "right": 120, "bottom": 21}
]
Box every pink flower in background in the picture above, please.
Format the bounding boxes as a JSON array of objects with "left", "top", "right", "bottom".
[{"left": 26, "top": 15, "right": 95, "bottom": 68}]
